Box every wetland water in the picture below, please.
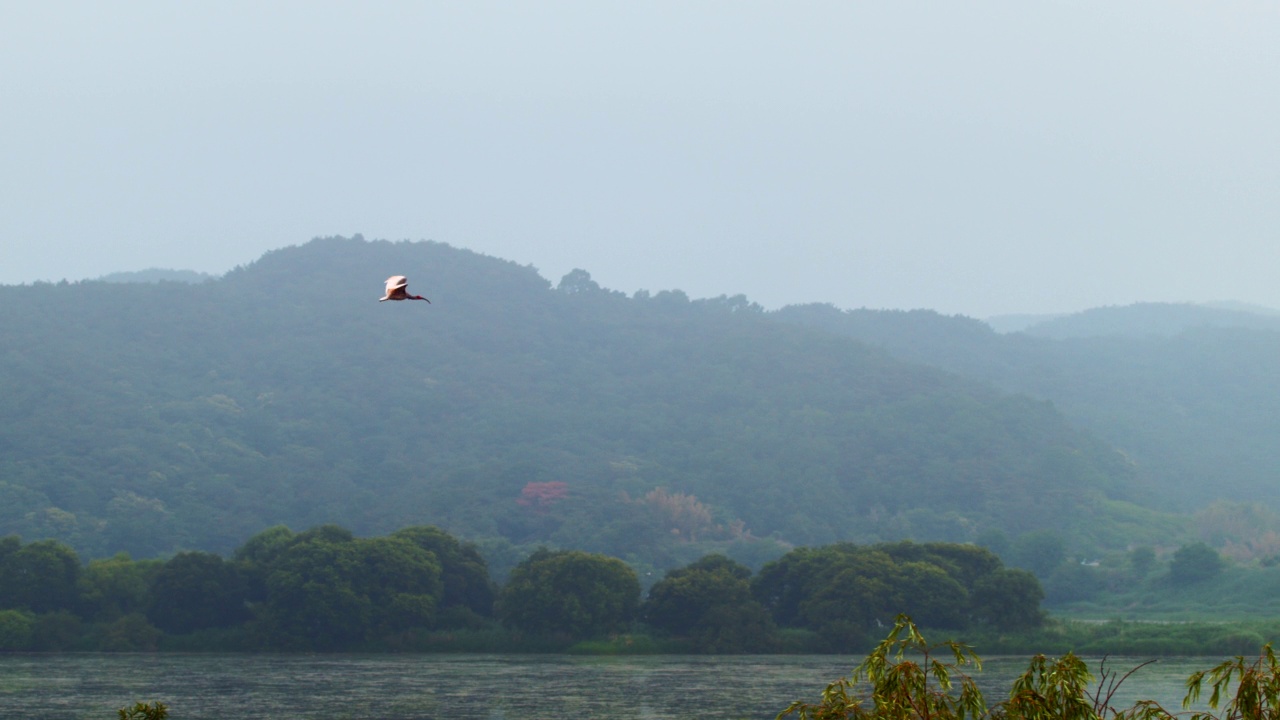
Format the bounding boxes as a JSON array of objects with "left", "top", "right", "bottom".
[{"left": 0, "top": 653, "right": 1220, "bottom": 719}]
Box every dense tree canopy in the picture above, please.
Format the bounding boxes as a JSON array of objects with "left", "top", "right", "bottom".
[
  {"left": 0, "top": 525, "right": 505, "bottom": 651},
  {"left": 257, "top": 528, "right": 443, "bottom": 649},
  {"left": 751, "top": 541, "right": 1040, "bottom": 649},
  {"left": 0, "top": 539, "right": 80, "bottom": 614},
  {"left": 496, "top": 549, "right": 640, "bottom": 638},
  {"left": 642, "top": 554, "right": 774, "bottom": 652},
  {"left": 390, "top": 525, "right": 495, "bottom": 621},
  {"left": 147, "top": 552, "right": 248, "bottom": 634},
  {"left": 80, "top": 553, "right": 161, "bottom": 623},
  {"left": 0, "top": 529, "right": 1063, "bottom": 653}
]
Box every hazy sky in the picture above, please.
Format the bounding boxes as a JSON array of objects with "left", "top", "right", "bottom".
[{"left": 3, "top": 2, "right": 1277, "bottom": 317}]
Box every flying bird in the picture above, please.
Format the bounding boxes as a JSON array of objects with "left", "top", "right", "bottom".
[{"left": 379, "top": 275, "right": 430, "bottom": 303}]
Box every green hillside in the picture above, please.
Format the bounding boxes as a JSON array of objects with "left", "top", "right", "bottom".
[
  {"left": 0, "top": 237, "right": 1164, "bottom": 570},
  {"left": 773, "top": 303, "right": 1280, "bottom": 513}
]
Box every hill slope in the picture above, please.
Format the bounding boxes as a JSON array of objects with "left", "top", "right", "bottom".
[
  {"left": 1021, "top": 302, "right": 1280, "bottom": 339},
  {"left": 773, "top": 303, "right": 1280, "bottom": 512},
  {"left": 0, "top": 237, "right": 1155, "bottom": 566}
]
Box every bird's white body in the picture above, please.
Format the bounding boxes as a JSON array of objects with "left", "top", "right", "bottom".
[{"left": 379, "top": 275, "right": 429, "bottom": 303}]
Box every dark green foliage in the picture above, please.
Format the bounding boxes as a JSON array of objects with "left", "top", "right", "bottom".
[
  {"left": 0, "top": 538, "right": 81, "bottom": 613},
  {"left": 970, "top": 569, "right": 1045, "bottom": 630},
  {"left": 798, "top": 550, "right": 913, "bottom": 645},
  {"left": 261, "top": 537, "right": 371, "bottom": 649},
  {"left": 0, "top": 523, "right": 1057, "bottom": 653},
  {"left": 754, "top": 542, "right": 1041, "bottom": 647},
  {"left": 752, "top": 545, "right": 846, "bottom": 628},
  {"left": 31, "top": 610, "right": 82, "bottom": 650},
  {"left": 891, "top": 562, "right": 970, "bottom": 629},
  {"left": 0, "top": 525, "right": 502, "bottom": 651},
  {"left": 232, "top": 525, "right": 296, "bottom": 601},
  {"left": 0, "top": 609, "right": 35, "bottom": 650},
  {"left": 80, "top": 553, "right": 162, "bottom": 622},
  {"left": 390, "top": 526, "right": 496, "bottom": 621},
  {"left": 147, "top": 552, "right": 249, "bottom": 633},
  {"left": 9, "top": 523, "right": 1277, "bottom": 656},
  {"left": 96, "top": 613, "right": 162, "bottom": 651},
  {"left": 1170, "top": 542, "right": 1225, "bottom": 584},
  {"left": 357, "top": 536, "right": 445, "bottom": 633},
  {"left": 883, "top": 542, "right": 1004, "bottom": 591},
  {"left": 258, "top": 531, "right": 443, "bottom": 649},
  {"left": 497, "top": 548, "right": 640, "bottom": 638},
  {"left": 642, "top": 554, "right": 775, "bottom": 652}
]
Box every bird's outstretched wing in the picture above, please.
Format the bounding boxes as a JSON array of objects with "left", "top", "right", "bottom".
[{"left": 380, "top": 275, "right": 410, "bottom": 301}]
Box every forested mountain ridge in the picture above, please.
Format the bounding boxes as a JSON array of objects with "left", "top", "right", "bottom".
[
  {"left": 1, "top": 237, "right": 1158, "bottom": 569},
  {"left": 773, "top": 303, "right": 1280, "bottom": 513}
]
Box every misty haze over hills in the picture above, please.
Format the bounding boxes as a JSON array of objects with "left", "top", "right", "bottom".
[
  {"left": 94, "top": 269, "right": 215, "bottom": 285},
  {"left": 2, "top": 237, "right": 1277, "bottom": 574}
]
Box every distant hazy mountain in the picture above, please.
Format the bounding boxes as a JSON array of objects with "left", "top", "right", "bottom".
[
  {"left": 1202, "top": 300, "right": 1280, "bottom": 316},
  {"left": 0, "top": 236, "right": 1154, "bottom": 565},
  {"left": 774, "top": 302, "right": 1280, "bottom": 513},
  {"left": 1019, "top": 302, "right": 1280, "bottom": 339},
  {"left": 96, "top": 268, "right": 214, "bottom": 284},
  {"left": 984, "top": 313, "right": 1066, "bottom": 334}
]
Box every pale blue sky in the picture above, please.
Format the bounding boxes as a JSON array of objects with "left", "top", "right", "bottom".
[{"left": 3, "top": 1, "right": 1277, "bottom": 317}]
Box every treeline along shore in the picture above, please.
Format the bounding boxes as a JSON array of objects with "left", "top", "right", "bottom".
[
  {"left": 3, "top": 524, "right": 1276, "bottom": 655},
  {"left": 0, "top": 524, "right": 1037, "bottom": 652}
]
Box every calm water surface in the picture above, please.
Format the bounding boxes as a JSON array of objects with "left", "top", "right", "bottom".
[{"left": 0, "top": 653, "right": 1220, "bottom": 720}]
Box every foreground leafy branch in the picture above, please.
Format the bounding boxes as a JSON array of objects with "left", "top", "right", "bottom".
[
  {"left": 780, "top": 615, "right": 1280, "bottom": 720},
  {"left": 1181, "top": 644, "right": 1280, "bottom": 719},
  {"left": 117, "top": 702, "right": 167, "bottom": 720},
  {"left": 778, "top": 614, "right": 985, "bottom": 720}
]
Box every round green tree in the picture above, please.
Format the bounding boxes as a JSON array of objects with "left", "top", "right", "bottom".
[
  {"left": 496, "top": 549, "right": 639, "bottom": 638},
  {"left": 643, "top": 554, "right": 774, "bottom": 652},
  {"left": 1170, "top": 542, "right": 1224, "bottom": 584}
]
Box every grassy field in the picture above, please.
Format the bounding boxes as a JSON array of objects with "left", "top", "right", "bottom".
[
  {"left": 1047, "top": 565, "right": 1280, "bottom": 622},
  {"left": 961, "top": 617, "right": 1280, "bottom": 656}
]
